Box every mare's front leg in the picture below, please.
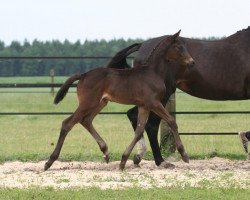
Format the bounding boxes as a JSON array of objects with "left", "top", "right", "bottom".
[
  {"left": 44, "top": 108, "right": 84, "bottom": 170},
  {"left": 120, "top": 107, "right": 149, "bottom": 170}
]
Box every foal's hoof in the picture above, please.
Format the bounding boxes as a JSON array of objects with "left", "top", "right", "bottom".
[
  {"left": 159, "top": 161, "right": 175, "bottom": 169},
  {"left": 133, "top": 154, "right": 142, "bottom": 165},
  {"left": 119, "top": 163, "right": 125, "bottom": 171},
  {"left": 44, "top": 162, "right": 52, "bottom": 171},
  {"left": 103, "top": 154, "right": 110, "bottom": 163},
  {"left": 182, "top": 153, "right": 190, "bottom": 163}
]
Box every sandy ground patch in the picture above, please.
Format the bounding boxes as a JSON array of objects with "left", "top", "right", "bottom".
[{"left": 0, "top": 157, "right": 249, "bottom": 189}]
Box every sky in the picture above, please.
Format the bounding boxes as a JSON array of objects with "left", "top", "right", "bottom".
[{"left": 0, "top": 0, "right": 249, "bottom": 45}]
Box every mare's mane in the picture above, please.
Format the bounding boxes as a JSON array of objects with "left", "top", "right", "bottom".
[
  {"left": 235, "top": 26, "right": 250, "bottom": 36},
  {"left": 227, "top": 26, "right": 250, "bottom": 42},
  {"left": 238, "top": 26, "right": 250, "bottom": 33}
]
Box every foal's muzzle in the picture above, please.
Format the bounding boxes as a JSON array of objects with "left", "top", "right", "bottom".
[{"left": 185, "top": 58, "right": 195, "bottom": 68}]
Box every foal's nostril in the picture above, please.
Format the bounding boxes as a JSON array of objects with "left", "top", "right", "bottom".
[
  {"left": 185, "top": 58, "right": 195, "bottom": 67},
  {"left": 188, "top": 58, "right": 195, "bottom": 66}
]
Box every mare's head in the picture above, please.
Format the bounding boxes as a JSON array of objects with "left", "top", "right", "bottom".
[{"left": 161, "top": 30, "right": 195, "bottom": 69}]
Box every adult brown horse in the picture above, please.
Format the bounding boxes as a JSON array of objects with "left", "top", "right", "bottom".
[
  {"left": 44, "top": 31, "right": 194, "bottom": 171},
  {"left": 106, "top": 27, "right": 250, "bottom": 166}
]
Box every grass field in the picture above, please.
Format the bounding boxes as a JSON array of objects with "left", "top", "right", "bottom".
[
  {"left": 0, "top": 76, "right": 249, "bottom": 198},
  {"left": 0, "top": 76, "right": 249, "bottom": 162},
  {"left": 0, "top": 187, "right": 249, "bottom": 200}
]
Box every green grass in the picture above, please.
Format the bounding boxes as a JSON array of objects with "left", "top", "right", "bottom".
[
  {"left": 0, "top": 187, "right": 248, "bottom": 200},
  {"left": 0, "top": 76, "right": 249, "bottom": 162}
]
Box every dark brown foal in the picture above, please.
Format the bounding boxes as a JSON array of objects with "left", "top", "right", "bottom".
[{"left": 44, "top": 31, "right": 194, "bottom": 171}]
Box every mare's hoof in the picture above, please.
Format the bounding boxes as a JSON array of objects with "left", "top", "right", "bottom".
[
  {"left": 103, "top": 154, "right": 110, "bottom": 163},
  {"left": 133, "top": 154, "right": 142, "bottom": 165},
  {"left": 182, "top": 154, "right": 189, "bottom": 163},
  {"left": 159, "top": 161, "right": 175, "bottom": 169}
]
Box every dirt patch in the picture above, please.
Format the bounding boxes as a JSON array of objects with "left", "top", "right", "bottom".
[{"left": 0, "top": 157, "right": 249, "bottom": 189}]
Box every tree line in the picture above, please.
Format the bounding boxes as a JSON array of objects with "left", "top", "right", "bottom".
[
  {"left": 0, "top": 39, "right": 143, "bottom": 76},
  {"left": 0, "top": 36, "right": 221, "bottom": 77}
]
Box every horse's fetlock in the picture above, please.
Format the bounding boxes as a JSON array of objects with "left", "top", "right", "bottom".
[
  {"left": 100, "top": 144, "right": 108, "bottom": 153},
  {"left": 121, "top": 153, "right": 128, "bottom": 161},
  {"left": 177, "top": 144, "right": 184, "bottom": 153}
]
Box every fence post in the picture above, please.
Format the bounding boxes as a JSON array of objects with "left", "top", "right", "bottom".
[
  {"left": 50, "top": 69, "right": 55, "bottom": 96},
  {"left": 160, "top": 93, "right": 176, "bottom": 154}
]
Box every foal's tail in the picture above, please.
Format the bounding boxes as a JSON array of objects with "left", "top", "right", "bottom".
[{"left": 54, "top": 74, "right": 82, "bottom": 104}]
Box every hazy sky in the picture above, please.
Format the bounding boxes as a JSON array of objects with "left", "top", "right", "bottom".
[{"left": 0, "top": 0, "right": 249, "bottom": 44}]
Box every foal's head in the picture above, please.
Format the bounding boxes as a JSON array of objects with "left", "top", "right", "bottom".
[{"left": 162, "top": 30, "right": 195, "bottom": 68}]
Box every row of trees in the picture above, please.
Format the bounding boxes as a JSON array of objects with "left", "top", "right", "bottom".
[
  {"left": 0, "top": 39, "right": 143, "bottom": 76},
  {"left": 0, "top": 36, "right": 221, "bottom": 77}
]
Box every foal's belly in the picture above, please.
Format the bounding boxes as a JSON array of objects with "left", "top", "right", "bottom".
[{"left": 102, "top": 92, "right": 142, "bottom": 105}]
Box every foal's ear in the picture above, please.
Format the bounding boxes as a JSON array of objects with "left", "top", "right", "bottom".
[{"left": 171, "top": 30, "right": 181, "bottom": 43}]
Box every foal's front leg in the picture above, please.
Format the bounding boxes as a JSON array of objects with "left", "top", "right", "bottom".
[
  {"left": 151, "top": 102, "right": 189, "bottom": 163},
  {"left": 127, "top": 95, "right": 170, "bottom": 166},
  {"left": 120, "top": 107, "right": 149, "bottom": 170}
]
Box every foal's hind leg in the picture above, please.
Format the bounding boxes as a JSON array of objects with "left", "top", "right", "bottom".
[
  {"left": 120, "top": 107, "right": 149, "bottom": 170},
  {"left": 80, "top": 100, "right": 110, "bottom": 163},
  {"left": 151, "top": 102, "right": 189, "bottom": 163},
  {"left": 126, "top": 107, "right": 146, "bottom": 164},
  {"left": 44, "top": 108, "right": 84, "bottom": 171}
]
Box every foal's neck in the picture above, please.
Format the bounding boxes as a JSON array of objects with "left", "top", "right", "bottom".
[{"left": 151, "top": 60, "right": 178, "bottom": 81}]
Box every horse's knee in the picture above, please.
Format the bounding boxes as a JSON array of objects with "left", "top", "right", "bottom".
[{"left": 61, "top": 117, "right": 74, "bottom": 132}]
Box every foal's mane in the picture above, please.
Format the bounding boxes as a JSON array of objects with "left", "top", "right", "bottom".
[{"left": 142, "top": 36, "right": 171, "bottom": 66}]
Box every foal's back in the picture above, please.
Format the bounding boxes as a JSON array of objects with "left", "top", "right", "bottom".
[{"left": 77, "top": 66, "right": 165, "bottom": 106}]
